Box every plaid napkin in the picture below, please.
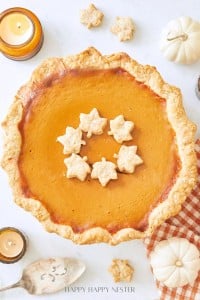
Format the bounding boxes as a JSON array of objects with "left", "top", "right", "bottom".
[{"left": 144, "top": 139, "right": 200, "bottom": 300}]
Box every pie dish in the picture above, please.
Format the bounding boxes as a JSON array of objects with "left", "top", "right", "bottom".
[{"left": 2, "top": 48, "right": 197, "bottom": 245}]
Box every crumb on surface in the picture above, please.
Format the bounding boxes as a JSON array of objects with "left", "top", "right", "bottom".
[{"left": 109, "top": 259, "right": 134, "bottom": 282}]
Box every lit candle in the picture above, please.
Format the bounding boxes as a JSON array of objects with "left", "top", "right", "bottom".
[
  {"left": 0, "top": 7, "right": 43, "bottom": 60},
  {"left": 0, "top": 227, "right": 27, "bottom": 263},
  {"left": 0, "top": 12, "right": 34, "bottom": 46}
]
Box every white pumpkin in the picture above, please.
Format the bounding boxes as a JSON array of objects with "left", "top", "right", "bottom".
[
  {"left": 150, "top": 237, "right": 200, "bottom": 288},
  {"left": 160, "top": 17, "right": 200, "bottom": 64}
]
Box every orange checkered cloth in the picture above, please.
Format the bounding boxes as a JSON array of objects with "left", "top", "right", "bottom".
[{"left": 144, "top": 139, "right": 200, "bottom": 300}]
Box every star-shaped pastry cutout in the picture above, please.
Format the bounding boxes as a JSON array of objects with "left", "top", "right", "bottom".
[
  {"left": 79, "top": 108, "right": 107, "bottom": 138},
  {"left": 57, "top": 127, "right": 86, "bottom": 155},
  {"left": 108, "top": 115, "right": 134, "bottom": 143},
  {"left": 80, "top": 3, "right": 104, "bottom": 29},
  {"left": 64, "top": 154, "right": 91, "bottom": 181},
  {"left": 91, "top": 157, "right": 118, "bottom": 187},
  {"left": 114, "top": 145, "right": 143, "bottom": 173},
  {"left": 111, "top": 17, "right": 135, "bottom": 41}
]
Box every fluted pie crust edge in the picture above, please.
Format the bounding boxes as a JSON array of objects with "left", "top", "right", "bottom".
[{"left": 1, "top": 48, "right": 197, "bottom": 245}]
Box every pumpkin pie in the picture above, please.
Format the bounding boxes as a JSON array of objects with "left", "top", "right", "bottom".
[{"left": 1, "top": 48, "right": 197, "bottom": 245}]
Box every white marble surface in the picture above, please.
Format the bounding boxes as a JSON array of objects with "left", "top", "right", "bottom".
[{"left": 0, "top": 1, "right": 199, "bottom": 300}]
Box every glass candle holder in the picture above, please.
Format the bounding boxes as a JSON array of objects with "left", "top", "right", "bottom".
[
  {"left": 196, "top": 76, "right": 200, "bottom": 100},
  {"left": 0, "top": 7, "right": 43, "bottom": 60},
  {"left": 0, "top": 227, "right": 27, "bottom": 264}
]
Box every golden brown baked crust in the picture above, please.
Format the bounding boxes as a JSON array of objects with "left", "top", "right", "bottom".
[{"left": 1, "top": 47, "right": 197, "bottom": 245}]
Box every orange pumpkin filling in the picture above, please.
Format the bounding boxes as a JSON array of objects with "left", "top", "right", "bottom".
[{"left": 18, "top": 68, "right": 180, "bottom": 233}]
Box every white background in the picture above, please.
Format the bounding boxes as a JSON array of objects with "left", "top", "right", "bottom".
[{"left": 0, "top": 1, "right": 200, "bottom": 300}]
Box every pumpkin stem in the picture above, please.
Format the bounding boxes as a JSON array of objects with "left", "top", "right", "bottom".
[
  {"left": 175, "top": 260, "right": 183, "bottom": 267},
  {"left": 167, "top": 33, "right": 188, "bottom": 42}
]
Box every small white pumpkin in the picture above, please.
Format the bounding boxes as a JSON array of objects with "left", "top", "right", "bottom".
[
  {"left": 150, "top": 237, "right": 200, "bottom": 288},
  {"left": 160, "top": 16, "right": 200, "bottom": 64}
]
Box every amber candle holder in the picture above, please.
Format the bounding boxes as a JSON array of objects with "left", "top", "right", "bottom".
[
  {"left": 0, "top": 227, "right": 27, "bottom": 264},
  {"left": 0, "top": 7, "right": 43, "bottom": 60}
]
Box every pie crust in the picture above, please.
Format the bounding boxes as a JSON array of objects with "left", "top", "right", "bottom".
[{"left": 1, "top": 47, "right": 197, "bottom": 245}]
